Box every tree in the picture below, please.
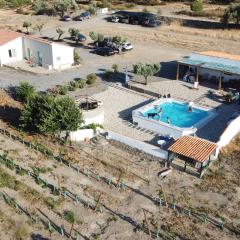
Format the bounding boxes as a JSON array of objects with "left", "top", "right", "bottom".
[
  {"left": 63, "top": 210, "right": 75, "bottom": 238},
  {"left": 133, "top": 63, "right": 160, "bottom": 85},
  {"left": 190, "top": 0, "right": 203, "bottom": 13},
  {"left": 222, "top": 4, "right": 240, "bottom": 25},
  {"left": 20, "top": 94, "right": 83, "bottom": 136},
  {"left": 89, "top": 31, "right": 104, "bottom": 44},
  {"left": 56, "top": 27, "right": 65, "bottom": 40},
  {"left": 53, "top": 0, "right": 78, "bottom": 17},
  {"left": 73, "top": 50, "right": 81, "bottom": 65},
  {"left": 22, "top": 21, "right": 32, "bottom": 34},
  {"left": 68, "top": 27, "right": 80, "bottom": 43},
  {"left": 111, "top": 35, "right": 126, "bottom": 45},
  {"left": 34, "top": 23, "right": 44, "bottom": 35},
  {"left": 15, "top": 81, "right": 36, "bottom": 103}
]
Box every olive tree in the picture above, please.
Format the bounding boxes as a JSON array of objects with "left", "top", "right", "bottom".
[
  {"left": 133, "top": 63, "right": 160, "bottom": 85},
  {"left": 20, "top": 94, "right": 83, "bottom": 137},
  {"left": 222, "top": 4, "right": 240, "bottom": 25},
  {"left": 22, "top": 21, "right": 32, "bottom": 34},
  {"left": 53, "top": 0, "right": 78, "bottom": 17},
  {"left": 56, "top": 27, "right": 65, "bottom": 40}
]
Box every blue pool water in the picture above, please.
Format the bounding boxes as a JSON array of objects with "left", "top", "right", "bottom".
[{"left": 143, "top": 101, "right": 208, "bottom": 128}]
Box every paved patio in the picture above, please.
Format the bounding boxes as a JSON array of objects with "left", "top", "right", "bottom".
[{"left": 91, "top": 80, "right": 240, "bottom": 143}]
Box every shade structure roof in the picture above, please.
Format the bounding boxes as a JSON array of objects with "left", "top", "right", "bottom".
[
  {"left": 168, "top": 135, "right": 217, "bottom": 163},
  {"left": 179, "top": 57, "right": 240, "bottom": 76}
]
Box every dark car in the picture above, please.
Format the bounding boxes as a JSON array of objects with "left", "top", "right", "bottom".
[
  {"left": 61, "top": 15, "right": 71, "bottom": 21},
  {"left": 143, "top": 18, "right": 161, "bottom": 27},
  {"left": 119, "top": 16, "right": 129, "bottom": 24},
  {"left": 94, "top": 47, "right": 115, "bottom": 56},
  {"left": 75, "top": 11, "right": 91, "bottom": 21},
  {"left": 76, "top": 34, "right": 87, "bottom": 42}
]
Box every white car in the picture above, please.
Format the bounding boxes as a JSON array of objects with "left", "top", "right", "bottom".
[{"left": 122, "top": 42, "right": 133, "bottom": 51}]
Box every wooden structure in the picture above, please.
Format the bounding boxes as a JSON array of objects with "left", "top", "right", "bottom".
[
  {"left": 176, "top": 51, "right": 240, "bottom": 90},
  {"left": 167, "top": 135, "right": 218, "bottom": 177}
]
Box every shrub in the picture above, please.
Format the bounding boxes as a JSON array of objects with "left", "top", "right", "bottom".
[
  {"left": 78, "top": 79, "right": 86, "bottom": 89},
  {"left": 191, "top": 0, "right": 203, "bottom": 13},
  {"left": 222, "top": 4, "right": 240, "bottom": 25},
  {"left": 112, "top": 64, "right": 119, "bottom": 73},
  {"left": 142, "top": 7, "right": 149, "bottom": 13},
  {"left": 15, "top": 81, "right": 36, "bottom": 103},
  {"left": 87, "top": 5, "right": 97, "bottom": 15},
  {"left": 86, "top": 73, "right": 97, "bottom": 85},
  {"left": 14, "top": 225, "right": 28, "bottom": 240},
  {"left": 74, "top": 50, "right": 81, "bottom": 65},
  {"left": 58, "top": 85, "right": 68, "bottom": 95}
]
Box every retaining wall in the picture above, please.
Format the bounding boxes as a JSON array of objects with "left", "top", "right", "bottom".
[{"left": 106, "top": 130, "right": 168, "bottom": 160}]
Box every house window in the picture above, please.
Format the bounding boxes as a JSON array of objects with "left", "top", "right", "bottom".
[
  {"left": 57, "top": 56, "right": 61, "bottom": 62},
  {"left": 8, "top": 49, "right": 17, "bottom": 58}
]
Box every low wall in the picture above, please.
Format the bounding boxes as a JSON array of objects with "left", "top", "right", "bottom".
[
  {"left": 106, "top": 130, "right": 168, "bottom": 160},
  {"left": 217, "top": 116, "right": 240, "bottom": 148},
  {"left": 132, "top": 114, "right": 195, "bottom": 139},
  {"left": 70, "top": 129, "right": 95, "bottom": 141},
  {"left": 83, "top": 105, "right": 104, "bottom": 125}
]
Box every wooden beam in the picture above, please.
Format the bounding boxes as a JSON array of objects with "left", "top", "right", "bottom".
[
  {"left": 196, "top": 67, "right": 199, "bottom": 82},
  {"left": 176, "top": 62, "right": 180, "bottom": 80}
]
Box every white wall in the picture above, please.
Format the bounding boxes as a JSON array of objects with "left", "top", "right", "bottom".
[
  {"left": 51, "top": 43, "right": 74, "bottom": 70},
  {"left": 83, "top": 106, "right": 104, "bottom": 125},
  {"left": 107, "top": 130, "right": 168, "bottom": 160},
  {"left": 70, "top": 129, "right": 95, "bottom": 141},
  {"left": 217, "top": 116, "right": 240, "bottom": 148},
  {"left": 23, "top": 38, "right": 53, "bottom": 69},
  {"left": 0, "top": 37, "right": 23, "bottom": 65}
]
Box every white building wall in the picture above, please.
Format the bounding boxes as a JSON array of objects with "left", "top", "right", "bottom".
[
  {"left": 22, "top": 38, "right": 53, "bottom": 70},
  {"left": 0, "top": 37, "right": 23, "bottom": 65},
  {"left": 51, "top": 43, "right": 74, "bottom": 70}
]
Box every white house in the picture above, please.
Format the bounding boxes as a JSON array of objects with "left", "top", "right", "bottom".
[{"left": 0, "top": 29, "right": 74, "bottom": 70}]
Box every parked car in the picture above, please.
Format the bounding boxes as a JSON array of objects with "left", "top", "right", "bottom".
[
  {"left": 61, "top": 15, "right": 71, "bottom": 21},
  {"left": 75, "top": 11, "right": 91, "bottom": 21},
  {"left": 143, "top": 18, "right": 161, "bottom": 27},
  {"left": 119, "top": 17, "right": 129, "bottom": 24},
  {"left": 76, "top": 34, "right": 87, "bottom": 42},
  {"left": 94, "top": 47, "right": 115, "bottom": 56},
  {"left": 122, "top": 42, "right": 133, "bottom": 51},
  {"left": 111, "top": 16, "right": 120, "bottom": 23}
]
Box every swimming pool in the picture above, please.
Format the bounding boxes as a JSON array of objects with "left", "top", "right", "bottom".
[
  {"left": 143, "top": 101, "right": 209, "bottom": 128},
  {"left": 132, "top": 99, "right": 217, "bottom": 139}
]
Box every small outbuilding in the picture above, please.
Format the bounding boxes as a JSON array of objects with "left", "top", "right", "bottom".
[
  {"left": 167, "top": 135, "right": 218, "bottom": 177},
  {"left": 177, "top": 51, "right": 240, "bottom": 90},
  {"left": 0, "top": 29, "right": 74, "bottom": 70}
]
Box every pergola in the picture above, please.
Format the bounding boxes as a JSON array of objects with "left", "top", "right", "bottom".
[
  {"left": 176, "top": 52, "right": 240, "bottom": 90},
  {"left": 167, "top": 135, "right": 218, "bottom": 177}
]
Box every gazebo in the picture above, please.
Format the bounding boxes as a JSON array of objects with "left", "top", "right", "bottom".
[{"left": 167, "top": 135, "right": 218, "bottom": 177}]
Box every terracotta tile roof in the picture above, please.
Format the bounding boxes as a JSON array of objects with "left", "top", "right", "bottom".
[
  {"left": 197, "top": 51, "right": 240, "bottom": 62},
  {"left": 0, "top": 29, "right": 22, "bottom": 45},
  {"left": 168, "top": 135, "right": 217, "bottom": 162}
]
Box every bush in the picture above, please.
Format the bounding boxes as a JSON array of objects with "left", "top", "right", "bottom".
[
  {"left": 70, "top": 80, "right": 78, "bottom": 88},
  {"left": 112, "top": 64, "right": 119, "bottom": 73},
  {"left": 87, "top": 5, "right": 97, "bottom": 15},
  {"left": 14, "top": 225, "right": 28, "bottom": 240},
  {"left": 74, "top": 50, "right": 81, "bottom": 65},
  {"left": 86, "top": 73, "right": 97, "bottom": 85},
  {"left": 78, "top": 79, "right": 86, "bottom": 89},
  {"left": 58, "top": 85, "right": 68, "bottom": 95},
  {"left": 15, "top": 81, "right": 36, "bottom": 103},
  {"left": 191, "top": 0, "right": 203, "bottom": 13}
]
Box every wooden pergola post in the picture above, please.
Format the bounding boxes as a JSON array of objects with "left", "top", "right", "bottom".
[
  {"left": 196, "top": 66, "right": 199, "bottom": 82},
  {"left": 218, "top": 74, "right": 222, "bottom": 90},
  {"left": 176, "top": 62, "right": 180, "bottom": 80}
]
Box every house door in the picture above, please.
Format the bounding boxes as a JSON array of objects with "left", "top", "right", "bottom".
[{"left": 37, "top": 51, "right": 42, "bottom": 66}]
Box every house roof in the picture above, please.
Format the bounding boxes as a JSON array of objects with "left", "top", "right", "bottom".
[
  {"left": 0, "top": 29, "right": 22, "bottom": 45},
  {"left": 197, "top": 51, "right": 240, "bottom": 62},
  {"left": 168, "top": 135, "right": 217, "bottom": 162}
]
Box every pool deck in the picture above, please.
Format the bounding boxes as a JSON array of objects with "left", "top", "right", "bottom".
[{"left": 91, "top": 79, "right": 240, "bottom": 144}]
